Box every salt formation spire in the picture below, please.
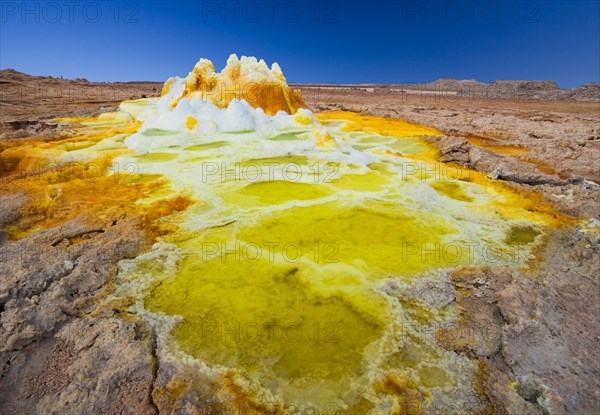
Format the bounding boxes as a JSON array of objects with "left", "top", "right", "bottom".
[{"left": 162, "top": 54, "right": 305, "bottom": 115}]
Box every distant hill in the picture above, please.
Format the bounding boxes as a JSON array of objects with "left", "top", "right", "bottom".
[
  {"left": 0, "top": 69, "right": 163, "bottom": 122},
  {"left": 390, "top": 79, "right": 599, "bottom": 102},
  {"left": 3, "top": 69, "right": 599, "bottom": 102},
  {"left": 295, "top": 78, "right": 599, "bottom": 102}
]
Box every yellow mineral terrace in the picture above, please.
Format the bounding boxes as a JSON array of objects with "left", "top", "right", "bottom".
[{"left": 2, "top": 56, "right": 570, "bottom": 415}]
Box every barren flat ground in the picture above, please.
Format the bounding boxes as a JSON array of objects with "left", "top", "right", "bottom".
[
  {"left": 300, "top": 85, "right": 600, "bottom": 182},
  {"left": 1, "top": 70, "right": 599, "bottom": 414}
]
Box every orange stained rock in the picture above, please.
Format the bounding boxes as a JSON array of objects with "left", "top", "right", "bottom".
[
  {"left": 4, "top": 164, "right": 193, "bottom": 241},
  {"left": 0, "top": 121, "right": 192, "bottom": 242},
  {"left": 167, "top": 55, "right": 306, "bottom": 115},
  {"left": 374, "top": 375, "right": 423, "bottom": 415}
]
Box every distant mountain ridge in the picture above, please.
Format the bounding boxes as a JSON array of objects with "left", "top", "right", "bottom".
[
  {"left": 297, "top": 78, "right": 599, "bottom": 102},
  {"left": 0, "top": 68, "right": 161, "bottom": 85},
  {"left": 406, "top": 79, "right": 600, "bottom": 102},
  {"left": 2, "top": 69, "right": 599, "bottom": 102}
]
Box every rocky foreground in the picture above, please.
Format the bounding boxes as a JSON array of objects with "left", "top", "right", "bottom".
[{"left": 0, "top": 71, "right": 598, "bottom": 414}]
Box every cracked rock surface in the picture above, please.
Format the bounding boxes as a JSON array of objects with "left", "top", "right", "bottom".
[
  {"left": 0, "top": 81, "right": 598, "bottom": 414},
  {"left": 0, "top": 215, "right": 158, "bottom": 415}
]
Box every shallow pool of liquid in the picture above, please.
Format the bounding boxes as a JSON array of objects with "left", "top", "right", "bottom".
[{"left": 56, "top": 107, "right": 564, "bottom": 412}]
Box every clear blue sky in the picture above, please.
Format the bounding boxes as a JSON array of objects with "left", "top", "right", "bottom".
[{"left": 1, "top": 1, "right": 599, "bottom": 87}]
